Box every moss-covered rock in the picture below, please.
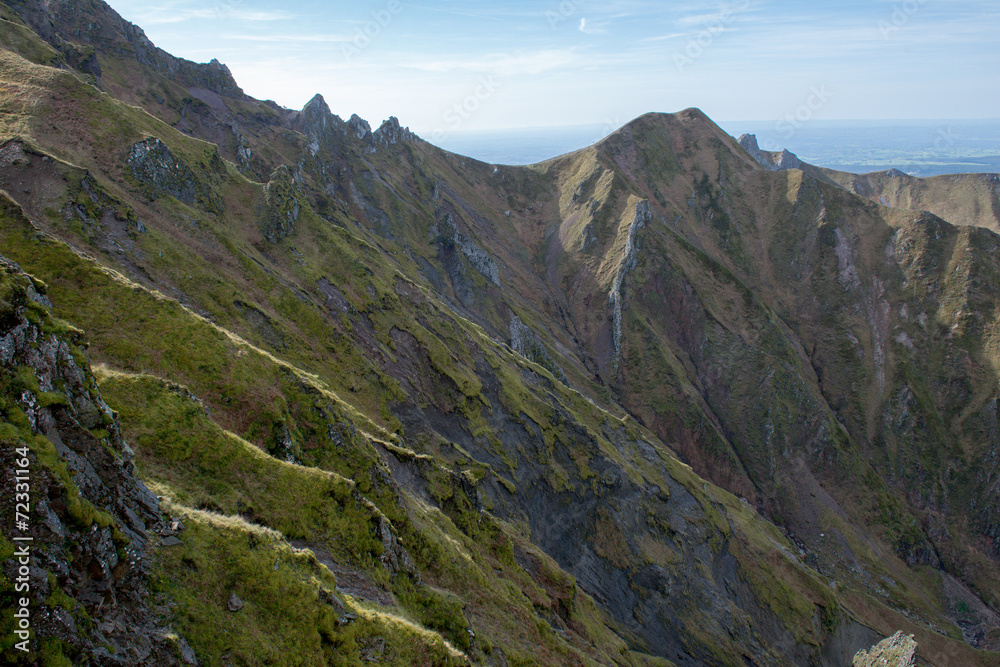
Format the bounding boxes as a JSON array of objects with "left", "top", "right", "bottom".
[{"left": 262, "top": 164, "right": 303, "bottom": 243}]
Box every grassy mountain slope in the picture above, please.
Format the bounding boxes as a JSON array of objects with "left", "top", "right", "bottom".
[
  {"left": 804, "top": 164, "right": 1000, "bottom": 233},
  {"left": 2, "top": 2, "right": 1000, "bottom": 665}
]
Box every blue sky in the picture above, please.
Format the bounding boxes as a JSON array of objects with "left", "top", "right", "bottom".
[{"left": 105, "top": 0, "right": 1000, "bottom": 136}]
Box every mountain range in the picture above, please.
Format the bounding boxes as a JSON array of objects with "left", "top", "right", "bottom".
[{"left": 2, "top": 1, "right": 1000, "bottom": 665}]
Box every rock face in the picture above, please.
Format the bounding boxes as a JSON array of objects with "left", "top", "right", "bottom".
[
  {"left": 261, "top": 165, "right": 303, "bottom": 243},
  {"left": 435, "top": 211, "right": 501, "bottom": 287},
  {"left": 128, "top": 137, "right": 223, "bottom": 213},
  {"left": 347, "top": 114, "right": 372, "bottom": 141},
  {"left": 509, "top": 316, "right": 566, "bottom": 382},
  {"left": 0, "top": 257, "right": 189, "bottom": 665},
  {"left": 608, "top": 198, "right": 650, "bottom": 366},
  {"left": 853, "top": 631, "right": 918, "bottom": 666}
]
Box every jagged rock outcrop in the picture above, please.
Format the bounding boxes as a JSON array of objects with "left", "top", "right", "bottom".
[
  {"left": 0, "top": 257, "right": 193, "bottom": 665},
  {"left": 347, "top": 114, "right": 372, "bottom": 141},
  {"left": 374, "top": 116, "right": 414, "bottom": 147},
  {"left": 229, "top": 121, "right": 253, "bottom": 172},
  {"left": 853, "top": 631, "right": 918, "bottom": 666},
  {"left": 261, "top": 165, "right": 303, "bottom": 243},
  {"left": 346, "top": 113, "right": 379, "bottom": 154},
  {"left": 739, "top": 133, "right": 802, "bottom": 170},
  {"left": 127, "top": 137, "right": 223, "bottom": 213},
  {"left": 295, "top": 94, "right": 348, "bottom": 150}
]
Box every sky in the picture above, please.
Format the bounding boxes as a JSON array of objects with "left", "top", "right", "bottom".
[{"left": 105, "top": 0, "right": 1000, "bottom": 138}]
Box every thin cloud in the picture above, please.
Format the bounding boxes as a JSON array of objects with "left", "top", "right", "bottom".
[
  {"left": 640, "top": 32, "right": 686, "bottom": 42},
  {"left": 579, "top": 18, "right": 609, "bottom": 35},
  {"left": 223, "top": 34, "right": 349, "bottom": 43},
  {"left": 401, "top": 49, "right": 580, "bottom": 76},
  {"left": 137, "top": 8, "right": 292, "bottom": 25},
  {"left": 409, "top": 4, "right": 504, "bottom": 21},
  {"left": 674, "top": 1, "right": 753, "bottom": 28}
]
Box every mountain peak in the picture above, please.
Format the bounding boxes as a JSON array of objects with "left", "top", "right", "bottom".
[
  {"left": 347, "top": 113, "right": 373, "bottom": 140},
  {"left": 374, "top": 116, "right": 414, "bottom": 146},
  {"left": 302, "top": 93, "right": 331, "bottom": 117}
]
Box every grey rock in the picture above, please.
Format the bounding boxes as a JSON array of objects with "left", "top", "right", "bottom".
[
  {"left": 373, "top": 513, "right": 417, "bottom": 576},
  {"left": 348, "top": 114, "right": 372, "bottom": 141},
  {"left": 162, "top": 536, "right": 183, "bottom": 547},
  {"left": 374, "top": 116, "right": 413, "bottom": 146},
  {"left": 0, "top": 135, "right": 192, "bottom": 667},
  {"left": 227, "top": 592, "right": 244, "bottom": 612},
  {"left": 262, "top": 165, "right": 303, "bottom": 244},
  {"left": 127, "top": 137, "right": 223, "bottom": 212},
  {"left": 437, "top": 212, "right": 501, "bottom": 287},
  {"left": 37, "top": 499, "right": 66, "bottom": 539},
  {"left": 853, "top": 631, "right": 918, "bottom": 666},
  {"left": 178, "top": 637, "right": 199, "bottom": 665},
  {"left": 509, "top": 316, "right": 567, "bottom": 383},
  {"left": 131, "top": 634, "right": 153, "bottom": 662}
]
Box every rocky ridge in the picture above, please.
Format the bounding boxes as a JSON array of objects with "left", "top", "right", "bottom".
[{"left": 0, "top": 257, "right": 193, "bottom": 664}]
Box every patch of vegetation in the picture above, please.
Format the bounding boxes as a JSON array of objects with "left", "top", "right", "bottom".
[{"left": 150, "top": 500, "right": 466, "bottom": 666}]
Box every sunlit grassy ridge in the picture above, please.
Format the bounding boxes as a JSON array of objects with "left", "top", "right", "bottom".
[{"left": 149, "top": 497, "right": 467, "bottom": 667}]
